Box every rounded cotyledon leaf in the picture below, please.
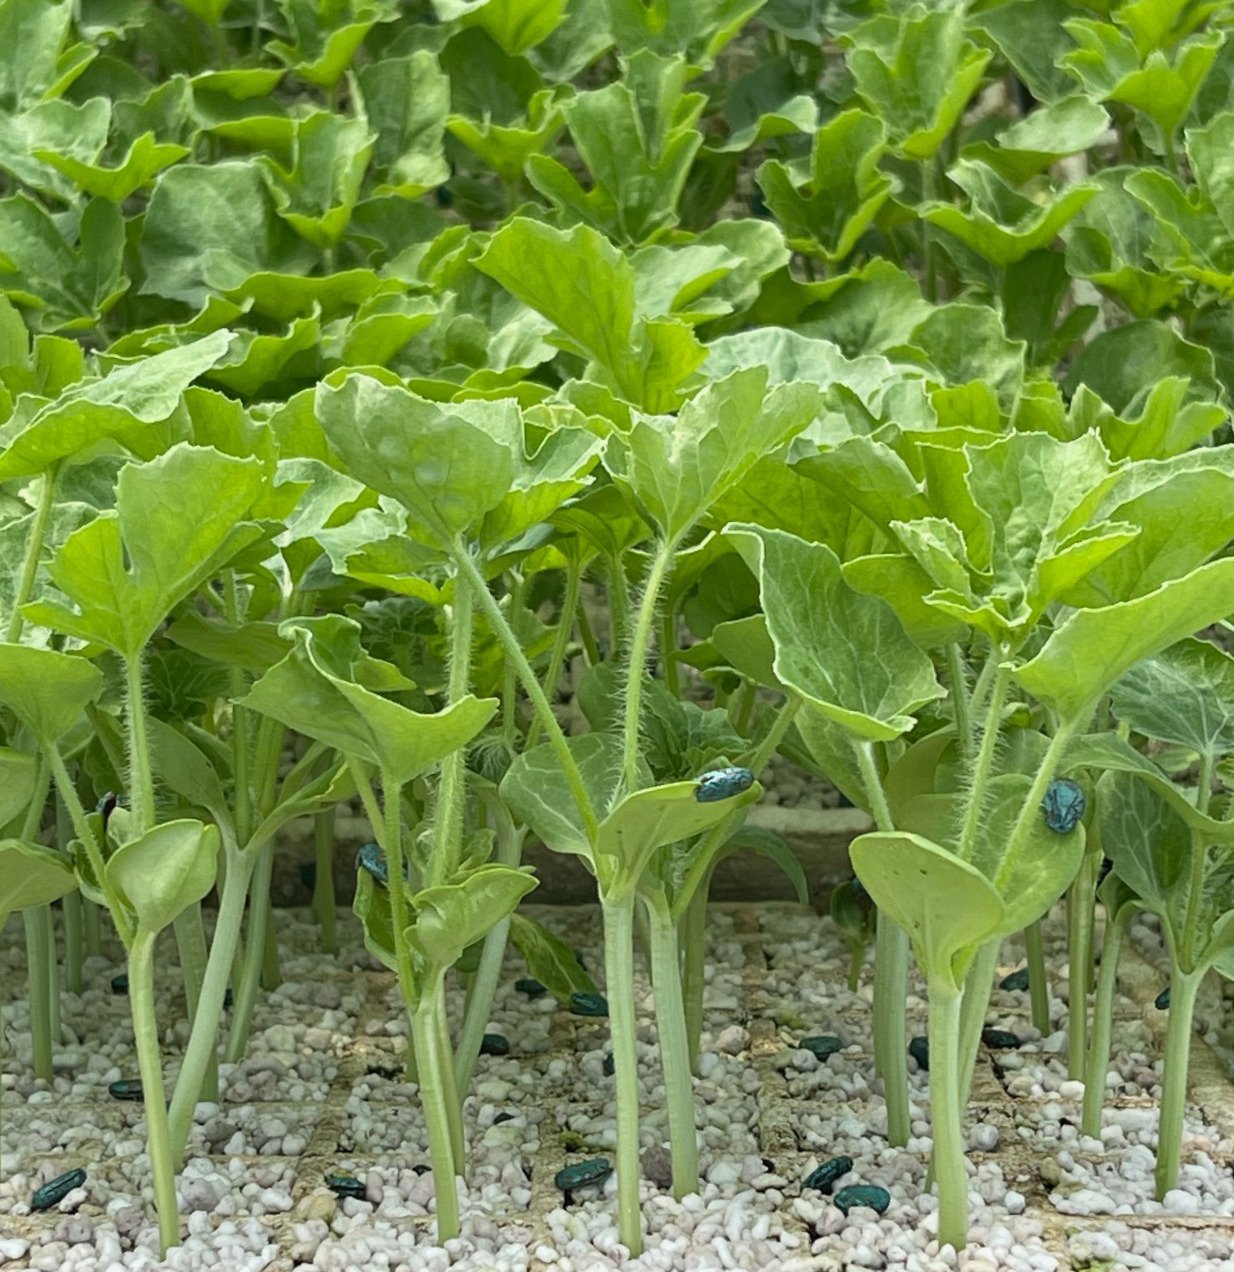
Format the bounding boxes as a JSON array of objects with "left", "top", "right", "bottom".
[
  {"left": 850, "top": 831, "right": 1004, "bottom": 993},
  {"left": 0, "top": 644, "right": 103, "bottom": 743},
  {"left": 0, "top": 839, "right": 77, "bottom": 925},
  {"left": 104, "top": 819, "right": 219, "bottom": 934}
]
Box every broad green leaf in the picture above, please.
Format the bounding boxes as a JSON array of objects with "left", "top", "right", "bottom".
[
  {"left": 0, "top": 749, "right": 38, "bottom": 826},
  {"left": 0, "top": 839, "right": 76, "bottom": 922},
  {"left": 0, "top": 644, "right": 102, "bottom": 742},
  {"left": 1099, "top": 767, "right": 1193, "bottom": 948},
  {"left": 105, "top": 819, "right": 218, "bottom": 933},
  {"left": 237, "top": 615, "right": 497, "bottom": 785},
  {"left": 447, "top": 88, "right": 565, "bottom": 183},
  {"left": 727, "top": 524, "right": 943, "bottom": 741},
  {"left": 259, "top": 112, "right": 374, "bottom": 249},
  {"left": 594, "top": 774, "right": 761, "bottom": 895},
  {"left": 315, "top": 373, "right": 600, "bottom": 553},
  {"left": 0, "top": 0, "right": 90, "bottom": 111},
  {"left": 268, "top": 0, "right": 397, "bottom": 88},
  {"left": 140, "top": 161, "right": 317, "bottom": 306},
  {"left": 1109, "top": 638, "right": 1234, "bottom": 760},
  {"left": 605, "top": 0, "right": 761, "bottom": 64},
  {"left": 0, "top": 196, "right": 125, "bottom": 332},
  {"left": 476, "top": 216, "right": 705, "bottom": 411},
  {"left": 1061, "top": 21, "right": 1220, "bottom": 151},
  {"left": 0, "top": 331, "right": 231, "bottom": 480},
  {"left": 36, "top": 131, "right": 189, "bottom": 202},
  {"left": 850, "top": 831, "right": 1004, "bottom": 990},
  {"left": 969, "top": 772, "right": 1086, "bottom": 936},
  {"left": 508, "top": 913, "right": 599, "bottom": 1000},
  {"left": 25, "top": 445, "right": 267, "bottom": 657},
  {"left": 1015, "top": 557, "right": 1234, "bottom": 723},
  {"left": 148, "top": 718, "right": 233, "bottom": 837},
  {"left": 1063, "top": 319, "right": 1218, "bottom": 414},
  {"left": 500, "top": 732, "right": 630, "bottom": 862},
  {"left": 921, "top": 160, "right": 1098, "bottom": 267},
  {"left": 844, "top": 4, "right": 991, "bottom": 160},
  {"left": 407, "top": 865, "right": 538, "bottom": 974},
  {"left": 842, "top": 554, "right": 969, "bottom": 649},
  {"left": 0, "top": 98, "right": 110, "bottom": 200},
  {"left": 356, "top": 51, "right": 450, "bottom": 197},
  {"left": 602, "top": 368, "right": 823, "bottom": 542},
  {"left": 892, "top": 303, "right": 1025, "bottom": 412},
  {"left": 971, "top": 95, "right": 1110, "bottom": 183},
  {"left": 755, "top": 108, "right": 891, "bottom": 262},
  {"left": 717, "top": 824, "right": 808, "bottom": 904},
  {"left": 971, "top": 0, "right": 1079, "bottom": 103},
  {"left": 433, "top": 0, "right": 565, "bottom": 55}
]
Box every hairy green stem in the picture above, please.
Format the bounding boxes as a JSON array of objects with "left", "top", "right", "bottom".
[
  {"left": 946, "top": 643, "right": 972, "bottom": 758},
  {"left": 1081, "top": 901, "right": 1134, "bottom": 1139},
  {"left": 48, "top": 746, "right": 134, "bottom": 948},
  {"left": 431, "top": 980, "right": 465, "bottom": 1174},
  {"left": 312, "top": 809, "right": 339, "bottom": 955},
  {"left": 454, "top": 816, "right": 525, "bottom": 1098},
  {"left": 847, "top": 941, "right": 865, "bottom": 993},
  {"left": 124, "top": 653, "right": 155, "bottom": 836},
  {"left": 430, "top": 578, "right": 473, "bottom": 886},
  {"left": 83, "top": 898, "right": 102, "bottom": 958},
  {"left": 63, "top": 889, "right": 84, "bottom": 995},
  {"left": 603, "top": 895, "right": 644, "bottom": 1255},
  {"left": 957, "top": 661, "right": 1010, "bottom": 862},
  {"left": 957, "top": 939, "right": 1001, "bottom": 1105},
  {"left": 4, "top": 466, "right": 57, "bottom": 643},
  {"left": 452, "top": 548, "right": 598, "bottom": 840},
  {"left": 24, "top": 907, "right": 54, "bottom": 1081},
  {"left": 646, "top": 894, "right": 698, "bottom": 1198},
  {"left": 622, "top": 541, "right": 676, "bottom": 794},
  {"left": 169, "top": 849, "right": 256, "bottom": 1167},
  {"left": 576, "top": 590, "right": 601, "bottom": 666},
  {"left": 1025, "top": 919, "right": 1051, "bottom": 1036},
  {"left": 129, "top": 928, "right": 180, "bottom": 1255},
  {"left": 172, "top": 905, "right": 216, "bottom": 1100},
  {"left": 660, "top": 604, "right": 680, "bottom": 697},
  {"left": 680, "top": 864, "right": 714, "bottom": 1075},
  {"left": 411, "top": 988, "right": 460, "bottom": 1240},
  {"left": 1155, "top": 970, "right": 1201, "bottom": 1200},
  {"left": 855, "top": 741, "right": 911, "bottom": 1146},
  {"left": 224, "top": 840, "right": 275, "bottom": 1064},
  {"left": 929, "top": 983, "right": 967, "bottom": 1251},
  {"left": 607, "top": 551, "right": 631, "bottom": 651},
  {"left": 1066, "top": 853, "right": 1101, "bottom": 1080},
  {"left": 528, "top": 558, "right": 582, "bottom": 749}
]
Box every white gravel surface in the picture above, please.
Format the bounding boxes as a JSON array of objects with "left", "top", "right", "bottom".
[{"left": 3, "top": 902, "right": 1233, "bottom": 1270}]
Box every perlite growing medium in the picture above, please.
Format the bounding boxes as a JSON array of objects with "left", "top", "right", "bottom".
[{"left": 3, "top": 903, "right": 1234, "bottom": 1272}]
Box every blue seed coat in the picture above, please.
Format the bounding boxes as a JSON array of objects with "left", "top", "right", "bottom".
[
  {"left": 1041, "top": 777, "right": 1085, "bottom": 833},
  {"left": 694, "top": 766, "right": 755, "bottom": 803}
]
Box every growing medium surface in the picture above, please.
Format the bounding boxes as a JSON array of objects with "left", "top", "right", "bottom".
[{"left": 3, "top": 902, "right": 1234, "bottom": 1272}]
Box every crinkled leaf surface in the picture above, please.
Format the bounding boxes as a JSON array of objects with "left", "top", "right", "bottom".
[
  {"left": 24, "top": 444, "right": 267, "bottom": 657},
  {"left": 727, "top": 524, "right": 943, "bottom": 741},
  {"left": 238, "top": 615, "right": 497, "bottom": 786},
  {"left": 407, "top": 865, "right": 538, "bottom": 975}
]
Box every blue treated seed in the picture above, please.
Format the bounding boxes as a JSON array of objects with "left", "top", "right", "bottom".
[
  {"left": 31, "top": 1169, "right": 86, "bottom": 1211},
  {"left": 908, "top": 1035, "right": 929, "bottom": 1071},
  {"left": 981, "top": 1028, "right": 1020, "bottom": 1049},
  {"left": 803, "top": 1155, "right": 853, "bottom": 1194},
  {"left": 999, "top": 967, "right": 1030, "bottom": 992},
  {"left": 514, "top": 978, "right": 547, "bottom": 998},
  {"left": 555, "top": 1157, "right": 612, "bottom": 1191},
  {"left": 799, "top": 1035, "right": 843, "bottom": 1061},
  {"left": 694, "top": 766, "right": 755, "bottom": 803},
  {"left": 108, "top": 1079, "right": 143, "bottom": 1101},
  {"left": 356, "top": 841, "right": 390, "bottom": 885},
  {"left": 480, "top": 1033, "right": 510, "bottom": 1056},
  {"left": 834, "top": 1183, "right": 890, "bottom": 1215},
  {"left": 1041, "top": 777, "right": 1085, "bottom": 833},
  {"left": 325, "top": 1173, "right": 366, "bottom": 1200},
  {"left": 602, "top": 1053, "right": 614, "bottom": 1076},
  {"left": 111, "top": 973, "right": 128, "bottom": 995},
  {"left": 1156, "top": 986, "right": 1171, "bottom": 1010},
  {"left": 569, "top": 991, "right": 608, "bottom": 1017}
]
